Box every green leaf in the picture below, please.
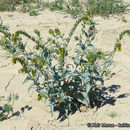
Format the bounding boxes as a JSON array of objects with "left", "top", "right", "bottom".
[
  {"left": 14, "top": 51, "right": 24, "bottom": 57},
  {"left": 34, "top": 29, "right": 40, "bottom": 36},
  {"left": 3, "top": 104, "right": 13, "bottom": 113},
  {"left": 22, "top": 76, "right": 30, "bottom": 84},
  {"left": 28, "top": 83, "right": 37, "bottom": 93},
  {"left": 74, "top": 93, "right": 89, "bottom": 105},
  {"left": 80, "top": 91, "right": 90, "bottom": 104},
  {"left": 50, "top": 103, "right": 54, "bottom": 116},
  {"left": 85, "top": 84, "right": 91, "bottom": 94}
]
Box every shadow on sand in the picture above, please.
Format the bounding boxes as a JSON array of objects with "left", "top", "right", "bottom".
[
  {"left": 1, "top": 85, "right": 129, "bottom": 122},
  {"left": 54, "top": 84, "right": 130, "bottom": 121}
]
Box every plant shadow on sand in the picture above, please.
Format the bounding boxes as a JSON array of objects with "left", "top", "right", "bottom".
[
  {"left": 54, "top": 80, "right": 130, "bottom": 121},
  {"left": 0, "top": 85, "right": 129, "bottom": 122},
  {"left": 100, "top": 85, "right": 130, "bottom": 107},
  {"left": 0, "top": 105, "right": 32, "bottom": 120},
  {"left": 11, "top": 105, "right": 32, "bottom": 118}
]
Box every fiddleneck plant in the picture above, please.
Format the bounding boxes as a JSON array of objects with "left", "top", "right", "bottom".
[{"left": 0, "top": 14, "right": 130, "bottom": 117}]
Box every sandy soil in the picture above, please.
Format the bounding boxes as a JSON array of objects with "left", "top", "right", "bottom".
[{"left": 0, "top": 3, "right": 130, "bottom": 130}]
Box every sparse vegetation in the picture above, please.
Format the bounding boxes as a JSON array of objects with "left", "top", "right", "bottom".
[
  {"left": 0, "top": 0, "right": 128, "bottom": 18},
  {"left": 107, "top": 111, "right": 118, "bottom": 118},
  {"left": 86, "top": 0, "right": 127, "bottom": 17},
  {"left": 40, "top": 0, "right": 128, "bottom": 18},
  {"left": 0, "top": 93, "right": 18, "bottom": 121},
  {"left": 0, "top": 0, "right": 37, "bottom": 11}
]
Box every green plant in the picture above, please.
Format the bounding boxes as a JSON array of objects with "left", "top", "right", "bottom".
[
  {"left": 86, "top": 0, "right": 127, "bottom": 17},
  {"left": 62, "top": 0, "right": 128, "bottom": 18},
  {"left": 0, "top": 93, "right": 19, "bottom": 121},
  {"left": 17, "top": 1, "right": 39, "bottom": 13},
  {"left": 107, "top": 111, "right": 117, "bottom": 118},
  {"left": 64, "top": 0, "right": 87, "bottom": 18},
  {"left": 114, "top": 30, "right": 130, "bottom": 52},
  {"left": 0, "top": 0, "right": 15, "bottom": 11},
  {"left": 49, "top": 0, "right": 64, "bottom": 11},
  {"left": 121, "top": 16, "right": 127, "bottom": 23},
  {"left": 29, "top": 9, "right": 39, "bottom": 16},
  {"left": 0, "top": 0, "right": 127, "bottom": 19},
  {"left": 18, "top": 0, "right": 64, "bottom": 13},
  {"left": 0, "top": 14, "right": 129, "bottom": 117}
]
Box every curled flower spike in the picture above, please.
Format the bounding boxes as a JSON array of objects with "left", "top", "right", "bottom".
[
  {"left": 89, "top": 10, "right": 92, "bottom": 16},
  {"left": 12, "top": 41, "right": 17, "bottom": 45},
  {"left": 88, "top": 59, "right": 92, "bottom": 65},
  {"left": 13, "top": 33, "right": 16, "bottom": 37},
  {"left": 32, "top": 70, "right": 36, "bottom": 78},
  {"left": 59, "top": 48, "right": 65, "bottom": 56},
  {"left": 32, "top": 74, "right": 35, "bottom": 78},
  {"left": 4, "top": 35, "right": 6, "bottom": 38},
  {"left": 117, "top": 43, "right": 122, "bottom": 52},
  {"left": 114, "top": 43, "right": 122, "bottom": 52},
  {"left": 37, "top": 61, "right": 40, "bottom": 65},
  {"left": 41, "top": 61, "right": 46, "bottom": 67},
  {"left": 85, "top": 14, "right": 90, "bottom": 20},
  {"left": 31, "top": 59, "right": 35, "bottom": 65},
  {"left": 33, "top": 45, "right": 37, "bottom": 49},
  {"left": 37, "top": 60, "right": 46, "bottom": 67},
  {"left": 98, "top": 50, "right": 103, "bottom": 55},
  {"left": 81, "top": 63, "right": 84, "bottom": 67},
  {"left": 11, "top": 58, "right": 16, "bottom": 65},
  {"left": 54, "top": 28, "right": 61, "bottom": 35},
  {"left": 18, "top": 68, "right": 23, "bottom": 73},
  {"left": 37, "top": 93, "right": 44, "bottom": 101},
  {"left": 50, "top": 39, "right": 55, "bottom": 43},
  {"left": 118, "top": 48, "right": 121, "bottom": 52},
  {"left": 59, "top": 98, "right": 63, "bottom": 104},
  {"left": 33, "top": 45, "right": 39, "bottom": 50}
]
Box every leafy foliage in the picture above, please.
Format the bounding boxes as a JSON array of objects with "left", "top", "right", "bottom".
[
  {"left": 49, "top": 0, "right": 64, "bottom": 11},
  {"left": 0, "top": 0, "right": 127, "bottom": 18},
  {"left": 40, "top": 0, "right": 127, "bottom": 18},
  {"left": 64, "top": 0, "right": 88, "bottom": 18},
  {"left": 0, "top": 14, "right": 124, "bottom": 117},
  {"left": 29, "top": 9, "right": 39, "bottom": 16}
]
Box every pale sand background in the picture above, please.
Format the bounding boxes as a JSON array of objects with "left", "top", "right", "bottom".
[{"left": 0, "top": 1, "right": 130, "bottom": 130}]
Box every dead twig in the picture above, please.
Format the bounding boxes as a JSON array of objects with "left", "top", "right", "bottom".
[{"left": 5, "top": 74, "right": 15, "bottom": 91}]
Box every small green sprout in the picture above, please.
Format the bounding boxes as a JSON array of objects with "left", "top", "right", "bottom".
[{"left": 107, "top": 111, "right": 118, "bottom": 118}]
